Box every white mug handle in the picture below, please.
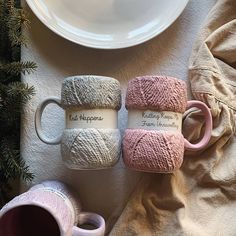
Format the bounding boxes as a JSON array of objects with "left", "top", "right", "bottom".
[
  {"left": 35, "top": 96, "right": 63, "bottom": 145},
  {"left": 72, "top": 212, "right": 105, "bottom": 236}
]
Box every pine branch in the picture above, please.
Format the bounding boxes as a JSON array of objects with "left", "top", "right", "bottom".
[
  {"left": 8, "top": 81, "right": 35, "bottom": 97},
  {"left": 0, "top": 0, "right": 36, "bottom": 206},
  {"left": 6, "top": 0, "right": 14, "bottom": 13},
  {"left": 0, "top": 138, "right": 34, "bottom": 181},
  {"left": 6, "top": 4, "right": 30, "bottom": 46},
  {"left": 0, "top": 61, "right": 37, "bottom": 75},
  {"left": 0, "top": 82, "right": 35, "bottom": 124},
  {"left": 0, "top": 1, "right": 4, "bottom": 17},
  {"left": 0, "top": 1, "right": 11, "bottom": 62},
  {"left": 7, "top": 81, "right": 35, "bottom": 106}
]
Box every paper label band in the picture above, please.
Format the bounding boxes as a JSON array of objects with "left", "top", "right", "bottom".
[
  {"left": 66, "top": 109, "right": 118, "bottom": 129},
  {"left": 127, "top": 110, "right": 182, "bottom": 131}
]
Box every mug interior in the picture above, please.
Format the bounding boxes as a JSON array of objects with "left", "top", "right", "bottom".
[
  {"left": 74, "top": 212, "right": 105, "bottom": 235},
  {"left": 0, "top": 205, "right": 60, "bottom": 236},
  {"left": 78, "top": 222, "right": 98, "bottom": 230}
]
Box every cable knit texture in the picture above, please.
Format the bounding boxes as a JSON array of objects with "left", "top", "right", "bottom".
[
  {"left": 62, "top": 129, "right": 121, "bottom": 169},
  {"left": 61, "top": 75, "right": 121, "bottom": 169},
  {"left": 126, "top": 75, "right": 187, "bottom": 112},
  {"left": 123, "top": 130, "right": 184, "bottom": 172},
  {"left": 61, "top": 75, "right": 121, "bottom": 110},
  {"left": 123, "top": 75, "right": 187, "bottom": 172}
]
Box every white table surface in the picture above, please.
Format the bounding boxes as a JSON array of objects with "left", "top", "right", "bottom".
[{"left": 21, "top": 0, "right": 216, "bottom": 232}]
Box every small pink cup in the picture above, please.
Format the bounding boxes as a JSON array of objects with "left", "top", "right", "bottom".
[{"left": 0, "top": 180, "right": 105, "bottom": 236}]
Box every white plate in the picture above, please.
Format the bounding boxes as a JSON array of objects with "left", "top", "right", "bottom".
[{"left": 26, "top": 0, "right": 189, "bottom": 49}]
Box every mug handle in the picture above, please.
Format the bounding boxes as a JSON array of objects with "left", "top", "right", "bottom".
[
  {"left": 72, "top": 212, "right": 105, "bottom": 236},
  {"left": 35, "top": 96, "right": 63, "bottom": 145},
  {"left": 184, "top": 100, "right": 212, "bottom": 151}
]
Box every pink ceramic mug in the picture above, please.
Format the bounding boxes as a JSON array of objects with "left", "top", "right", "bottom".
[
  {"left": 0, "top": 180, "right": 105, "bottom": 236},
  {"left": 123, "top": 75, "right": 213, "bottom": 173}
]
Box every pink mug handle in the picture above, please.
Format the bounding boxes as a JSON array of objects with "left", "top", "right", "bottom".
[
  {"left": 184, "top": 101, "right": 212, "bottom": 151},
  {"left": 72, "top": 212, "right": 105, "bottom": 236}
]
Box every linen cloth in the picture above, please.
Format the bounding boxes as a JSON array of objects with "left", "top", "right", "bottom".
[
  {"left": 21, "top": 0, "right": 216, "bottom": 234},
  {"left": 111, "top": 0, "right": 236, "bottom": 235}
]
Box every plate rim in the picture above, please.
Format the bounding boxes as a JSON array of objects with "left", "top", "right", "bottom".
[{"left": 26, "top": 0, "right": 190, "bottom": 49}]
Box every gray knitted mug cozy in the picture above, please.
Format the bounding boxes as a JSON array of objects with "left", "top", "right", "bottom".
[{"left": 35, "top": 75, "right": 122, "bottom": 170}]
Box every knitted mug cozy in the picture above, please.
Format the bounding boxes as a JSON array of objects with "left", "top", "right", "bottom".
[
  {"left": 35, "top": 75, "right": 122, "bottom": 170},
  {"left": 123, "top": 75, "right": 212, "bottom": 173}
]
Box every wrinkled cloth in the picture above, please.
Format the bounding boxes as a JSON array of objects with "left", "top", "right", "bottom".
[{"left": 111, "top": 0, "right": 236, "bottom": 235}]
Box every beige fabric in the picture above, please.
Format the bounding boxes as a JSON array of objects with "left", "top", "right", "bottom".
[{"left": 111, "top": 0, "right": 236, "bottom": 235}]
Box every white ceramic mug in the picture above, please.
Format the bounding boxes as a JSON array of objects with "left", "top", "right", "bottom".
[
  {"left": 0, "top": 180, "right": 105, "bottom": 236},
  {"left": 34, "top": 75, "right": 121, "bottom": 170}
]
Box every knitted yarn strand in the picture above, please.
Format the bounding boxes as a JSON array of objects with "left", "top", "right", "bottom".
[
  {"left": 125, "top": 75, "right": 187, "bottom": 112},
  {"left": 62, "top": 128, "right": 121, "bottom": 168},
  {"left": 61, "top": 76, "right": 121, "bottom": 110}
]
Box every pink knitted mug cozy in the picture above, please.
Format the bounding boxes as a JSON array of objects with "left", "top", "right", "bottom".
[{"left": 123, "top": 75, "right": 212, "bottom": 173}]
